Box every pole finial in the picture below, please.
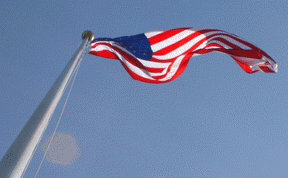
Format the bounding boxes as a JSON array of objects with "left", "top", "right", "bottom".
[{"left": 82, "top": 31, "right": 94, "bottom": 42}]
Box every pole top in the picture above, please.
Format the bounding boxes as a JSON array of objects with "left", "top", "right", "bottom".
[{"left": 82, "top": 31, "right": 94, "bottom": 42}]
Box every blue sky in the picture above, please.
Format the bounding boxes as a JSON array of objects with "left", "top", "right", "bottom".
[{"left": 1, "top": 0, "right": 288, "bottom": 177}]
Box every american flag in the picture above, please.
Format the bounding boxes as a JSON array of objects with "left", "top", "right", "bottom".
[{"left": 89, "top": 28, "right": 278, "bottom": 83}]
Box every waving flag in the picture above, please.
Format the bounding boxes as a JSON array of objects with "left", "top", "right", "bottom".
[{"left": 89, "top": 28, "right": 277, "bottom": 83}]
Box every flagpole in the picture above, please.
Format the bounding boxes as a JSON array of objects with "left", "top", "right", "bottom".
[{"left": 0, "top": 31, "right": 94, "bottom": 178}]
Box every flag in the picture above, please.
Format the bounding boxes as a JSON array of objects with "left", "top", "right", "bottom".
[{"left": 89, "top": 28, "right": 278, "bottom": 83}]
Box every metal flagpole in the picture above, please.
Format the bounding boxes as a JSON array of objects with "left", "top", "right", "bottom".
[{"left": 0, "top": 31, "right": 94, "bottom": 178}]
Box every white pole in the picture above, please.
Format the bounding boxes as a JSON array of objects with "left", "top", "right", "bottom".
[{"left": 0, "top": 31, "right": 94, "bottom": 178}]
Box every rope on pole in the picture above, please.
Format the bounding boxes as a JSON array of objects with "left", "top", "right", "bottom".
[{"left": 34, "top": 46, "right": 86, "bottom": 178}]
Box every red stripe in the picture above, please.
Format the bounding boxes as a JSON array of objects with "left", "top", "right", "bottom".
[
  {"left": 148, "top": 28, "right": 187, "bottom": 45},
  {"left": 89, "top": 50, "right": 118, "bottom": 59},
  {"left": 217, "top": 49, "right": 261, "bottom": 58},
  {"left": 258, "top": 62, "right": 275, "bottom": 73},
  {"left": 145, "top": 67, "right": 165, "bottom": 73},
  {"left": 259, "top": 66, "right": 274, "bottom": 73},
  {"left": 233, "top": 58, "right": 253, "bottom": 73},
  {"left": 150, "top": 56, "right": 178, "bottom": 63},
  {"left": 193, "top": 49, "right": 214, "bottom": 54},
  {"left": 194, "top": 48, "right": 262, "bottom": 59}
]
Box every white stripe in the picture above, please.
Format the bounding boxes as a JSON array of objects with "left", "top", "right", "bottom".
[
  {"left": 91, "top": 44, "right": 155, "bottom": 80},
  {"left": 138, "top": 58, "right": 171, "bottom": 69},
  {"left": 145, "top": 31, "right": 163, "bottom": 38},
  {"left": 159, "top": 55, "right": 185, "bottom": 81},
  {"left": 191, "top": 53, "right": 202, "bottom": 57},
  {"left": 196, "top": 41, "right": 231, "bottom": 51},
  {"left": 152, "top": 31, "right": 218, "bottom": 60},
  {"left": 204, "top": 46, "right": 221, "bottom": 49},
  {"left": 207, "top": 35, "right": 251, "bottom": 50},
  {"left": 89, "top": 44, "right": 109, "bottom": 52},
  {"left": 250, "top": 65, "right": 260, "bottom": 72},
  {"left": 150, "top": 30, "right": 196, "bottom": 52}
]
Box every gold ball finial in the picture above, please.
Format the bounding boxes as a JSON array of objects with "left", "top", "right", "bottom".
[{"left": 82, "top": 31, "right": 94, "bottom": 42}]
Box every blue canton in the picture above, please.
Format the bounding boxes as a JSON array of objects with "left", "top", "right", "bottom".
[{"left": 94, "top": 34, "right": 153, "bottom": 61}]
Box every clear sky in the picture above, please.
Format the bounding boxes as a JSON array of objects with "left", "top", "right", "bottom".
[{"left": 1, "top": 0, "right": 288, "bottom": 177}]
